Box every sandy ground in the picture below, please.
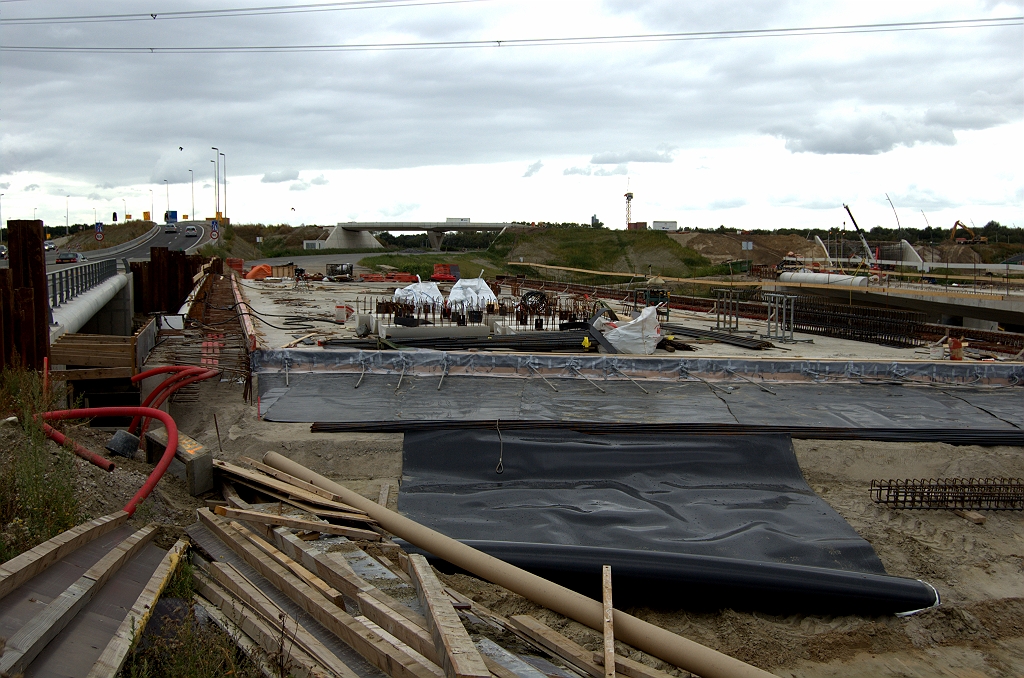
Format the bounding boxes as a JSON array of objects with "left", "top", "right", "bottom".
[{"left": 154, "top": 376, "right": 1024, "bottom": 677}]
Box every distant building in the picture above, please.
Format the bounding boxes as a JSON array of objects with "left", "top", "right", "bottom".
[
  {"left": 652, "top": 221, "right": 677, "bottom": 231},
  {"left": 627, "top": 222, "right": 648, "bottom": 231}
]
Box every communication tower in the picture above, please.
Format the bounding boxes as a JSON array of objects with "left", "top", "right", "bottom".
[{"left": 624, "top": 190, "right": 633, "bottom": 228}]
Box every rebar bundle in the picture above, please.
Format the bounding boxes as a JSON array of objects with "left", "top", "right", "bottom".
[{"left": 870, "top": 478, "right": 1024, "bottom": 510}]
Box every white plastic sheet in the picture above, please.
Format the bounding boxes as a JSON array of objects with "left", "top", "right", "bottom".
[
  {"left": 601, "top": 306, "right": 662, "bottom": 354},
  {"left": 394, "top": 279, "right": 444, "bottom": 308},
  {"left": 448, "top": 277, "right": 498, "bottom": 310}
]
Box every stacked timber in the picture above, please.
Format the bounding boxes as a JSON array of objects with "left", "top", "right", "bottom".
[{"left": 193, "top": 464, "right": 699, "bottom": 678}]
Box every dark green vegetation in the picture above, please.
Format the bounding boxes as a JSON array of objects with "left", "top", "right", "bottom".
[
  {"left": 0, "top": 367, "right": 80, "bottom": 562},
  {"left": 362, "top": 228, "right": 729, "bottom": 284}
]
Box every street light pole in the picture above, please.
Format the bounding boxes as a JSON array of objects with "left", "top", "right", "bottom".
[
  {"left": 211, "top": 147, "right": 220, "bottom": 215},
  {"left": 164, "top": 179, "right": 169, "bottom": 220},
  {"left": 122, "top": 198, "right": 127, "bottom": 223},
  {"left": 66, "top": 196, "right": 70, "bottom": 235},
  {"left": 189, "top": 169, "right": 194, "bottom": 220},
  {"left": 220, "top": 152, "right": 227, "bottom": 219},
  {"left": 0, "top": 193, "right": 5, "bottom": 243},
  {"left": 150, "top": 190, "right": 154, "bottom": 221}
]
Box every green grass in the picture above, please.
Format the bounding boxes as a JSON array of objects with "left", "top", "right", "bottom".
[
  {"left": 0, "top": 366, "right": 80, "bottom": 563},
  {"left": 359, "top": 251, "right": 511, "bottom": 280}
]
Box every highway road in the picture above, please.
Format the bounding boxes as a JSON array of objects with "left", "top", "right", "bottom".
[{"left": 42, "top": 222, "right": 210, "bottom": 271}]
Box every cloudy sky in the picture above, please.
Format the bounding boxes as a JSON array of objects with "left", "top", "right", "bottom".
[{"left": 1, "top": 0, "right": 1022, "bottom": 232}]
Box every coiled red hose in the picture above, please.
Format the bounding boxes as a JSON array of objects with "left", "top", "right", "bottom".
[
  {"left": 135, "top": 368, "right": 219, "bottom": 440},
  {"left": 129, "top": 366, "right": 207, "bottom": 434},
  {"left": 42, "top": 407, "right": 179, "bottom": 516}
]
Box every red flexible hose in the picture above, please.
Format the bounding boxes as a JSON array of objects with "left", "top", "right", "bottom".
[
  {"left": 129, "top": 367, "right": 207, "bottom": 433},
  {"left": 43, "top": 407, "right": 178, "bottom": 516},
  {"left": 131, "top": 365, "right": 197, "bottom": 383},
  {"left": 42, "top": 422, "right": 116, "bottom": 472},
  {"left": 136, "top": 369, "right": 219, "bottom": 440}
]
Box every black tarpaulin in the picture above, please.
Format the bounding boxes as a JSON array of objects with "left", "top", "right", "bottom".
[{"left": 397, "top": 430, "right": 939, "bottom": 614}]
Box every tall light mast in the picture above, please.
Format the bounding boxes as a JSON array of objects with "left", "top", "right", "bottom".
[{"left": 624, "top": 191, "right": 633, "bottom": 228}]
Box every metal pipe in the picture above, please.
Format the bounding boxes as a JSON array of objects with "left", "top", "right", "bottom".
[{"left": 262, "top": 451, "right": 774, "bottom": 678}]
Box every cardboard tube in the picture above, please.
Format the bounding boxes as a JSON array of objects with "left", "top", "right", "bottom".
[{"left": 263, "top": 451, "right": 773, "bottom": 678}]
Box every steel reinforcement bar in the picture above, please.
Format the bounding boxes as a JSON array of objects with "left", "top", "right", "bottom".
[{"left": 870, "top": 477, "right": 1024, "bottom": 510}]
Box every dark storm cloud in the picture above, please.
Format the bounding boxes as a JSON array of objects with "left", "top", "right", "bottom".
[{"left": 0, "top": 1, "right": 1020, "bottom": 185}]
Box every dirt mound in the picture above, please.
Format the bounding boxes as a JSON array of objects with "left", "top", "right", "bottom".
[
  {"left": 914, "top": 243, "right": 982, "bottom": 264},
  {"left": 669, "top": 232, "right": 823, "bottom": 265}
]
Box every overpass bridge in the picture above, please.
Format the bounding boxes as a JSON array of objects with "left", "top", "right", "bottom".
[{"left": 323, "top": 219, "right": 512, "bottom": 251}]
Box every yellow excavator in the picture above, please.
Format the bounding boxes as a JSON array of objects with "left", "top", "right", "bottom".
[{"left": 950, "top": 220, "right": 987, "bottom": 244}]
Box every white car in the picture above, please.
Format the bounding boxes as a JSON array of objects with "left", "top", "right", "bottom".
[
  {"left": 184, "top": 225, "right": 198, "bottom": 237},
  {"left": 44, "top": 242, "right": 57, "bottom": 252}
]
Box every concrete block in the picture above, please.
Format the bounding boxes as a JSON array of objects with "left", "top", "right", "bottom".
[{"left": 144, "top": 427, "right": 214, "bottom": 496}]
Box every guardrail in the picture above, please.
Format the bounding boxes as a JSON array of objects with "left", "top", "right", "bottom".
[{"left": 47, "top": 259, "right": 119, "bottom": 308}]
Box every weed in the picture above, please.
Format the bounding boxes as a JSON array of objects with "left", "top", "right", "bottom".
[
  {"left": 118, "top": 603, "right": 266, "bottom": 678},
  {"left": 0, "top": 366, "right": 80, "bottom": 563}
]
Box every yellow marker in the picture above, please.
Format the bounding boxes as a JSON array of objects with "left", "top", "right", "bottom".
[{"left": 582, "top": 336, "right": 592, "bottom": 349}]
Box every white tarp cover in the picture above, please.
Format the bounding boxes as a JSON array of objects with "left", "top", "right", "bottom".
[
  {"left": 601, "top": 306, "right": 662, "bottom": 354},
  {"left": 394, "top": 280, "right": 444, "bottom": 308},
  {"left": 447, "top": 278, "right": 498, "bottom": 310}
]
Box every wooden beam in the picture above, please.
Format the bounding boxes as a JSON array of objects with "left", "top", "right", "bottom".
[
  {"left": 197, "top": 509, "right": 442, "bottom": 678},
  {"left": 268, "top": 527, "right": 440, "bottom": 664},
  {"left": 225, "top": 519, "right": 347, "bottom": 607},
  {"left": 214, "top": 505, "right": 380, "bottom": 541},
  {"left": 408, "top": 554, "right": 489, "bottom": 678},
  {"left": 953, "top": 509, "right": 987, "bottom": 525},
  {"left": 378, "top": 483, "right": 391, "bottom": 507},
  {"left": 238, "top": 456, "right": 370, "bottom": 511},
  {"left": 0, "top": 511, "right": 129, "bottom": 601},
  {"left": 195, "top": 593, "right": 280, "bottom": 678},
  {"left": 202, "top": 561, "right": 360, "bottom": 678},
  {"left": 508, "top": 615, "right": 607, "bottom": 678},
  {"left": 602, "top": 566, "right": 615, "bottom": 678},
  {"left": 49, "top": 367, "right": 134, "bottom": 381},
  {"left": 194, "top": 575, "right": 333, "bottom": 678},
  {"left": 0, "top": 525, "right": 157, "bottom": 676},
  {"left": 87, "top": 538, "right": 189, "bottom": 678},
  {"left": 214, "top": 459, "right": 367, "bottom": 514}
]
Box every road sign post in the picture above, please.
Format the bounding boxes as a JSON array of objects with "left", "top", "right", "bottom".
[
  {"left": 211, "top": 220, "right": 219, "bottom": 240},
  {"left": 95, "top": 222, "right": 104, "bottom": 242}
]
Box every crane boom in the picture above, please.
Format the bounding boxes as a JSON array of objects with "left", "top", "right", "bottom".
[{"left": 841, "top": 204, "right": 876, "bottom": 265}]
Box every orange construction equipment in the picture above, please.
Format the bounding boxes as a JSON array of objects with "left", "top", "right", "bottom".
[
  {"left": 950, "top": 220, "right": 987, "bottom": 244},
  {"left": 430, "top": 263, "right": 459, "bottom": 282},
  {"left": 244, "top": 264, "right": 273, "bottom": 280}
]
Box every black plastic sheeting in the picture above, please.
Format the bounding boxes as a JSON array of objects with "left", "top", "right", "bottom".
[{"left": 397, "top": 430, "right": 939, "bottom": 615}]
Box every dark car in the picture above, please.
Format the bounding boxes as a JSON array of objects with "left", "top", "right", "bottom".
[
  {"left": 54, "top": 252, "right": 88, "bottom": 264},
  {"left": 0, "top": 245, "right": 7, "bottom": 260}
]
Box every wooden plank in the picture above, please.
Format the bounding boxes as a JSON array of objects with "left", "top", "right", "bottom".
[
  {"left": 231, "top": 481, "right": 375, "bottom": 523},
  {"left": 269, "top": 528, "right": 438, "bottom": 658},
  {"left": 0, "top": 525, "right": 157, "bottom": 676},
  {"left": 953, "top": 509, "right": 987, "bottom": 525},
  {"left": 197, "top": 509, "right": 442, "bottom": 678},
  {"left": 482, "top": 655, "right": 523, "bottom": 678},
  {"left": 86, "top": 538, "right": 189, "bottom": 678},
  {"left": 57, "top": 333, "right": 135, "bottom": 343},
  {"left": 214, "top": 459, "right": 367, "bottom": 514},
  {"left": 0, "top": 511, "right": 129, "bottom": 601},
  {"left": 194, "top": 575, "right": 333, "bottom": 678},
  {"left": 408, "top": 554, "right": 489, "bottom": 678},
  {"left": 214, "top": 505, "right": 380, "bottom": 541},
  {"left": 378, "top": 483, "right": 391, "bottom": 507},
  {"left": 49, "top": 367, "right": 134, "bottom": 381},
  {"left": 233, "top": 457, "right": 369, "bottom": 512},
  {"left": 508, "top": 615, "right": 605, "bottom": 678},
  {"left": 48, "top": 350, "right": 132, "bottom": 368},
  {"left": 589, "top": 652, "right": 681, "bottom": 678},
  {"left": 195, "top": 594, "right": 279, "bottom": 678},
  {"left": 226, "top": 519, "right": 347, "bottom": 607},
  {"left": 602, "top": 566, "right": 615, "bottom": 678},
  {"left": 203, "top": 561, "right": 360, "bottom": 678}
]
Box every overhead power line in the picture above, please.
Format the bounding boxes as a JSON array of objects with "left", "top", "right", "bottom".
[
  {"left": 0, "top": 0, "right": 490, "bottom": 25},
  {"left": 0, "top": 16, "right": 1020, "bottom": 53}
]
